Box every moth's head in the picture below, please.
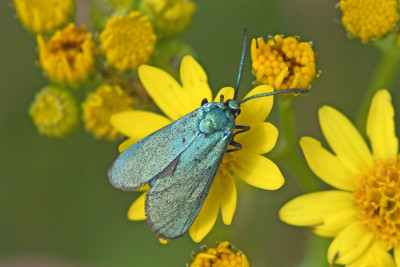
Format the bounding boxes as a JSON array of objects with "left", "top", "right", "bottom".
[{"left": 225, "top": 99, "right": 241, "bottom": 118}]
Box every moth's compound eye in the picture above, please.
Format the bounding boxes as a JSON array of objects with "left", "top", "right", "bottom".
[{"left": 199, "top": 118, "right": 214, "bottom": 134}]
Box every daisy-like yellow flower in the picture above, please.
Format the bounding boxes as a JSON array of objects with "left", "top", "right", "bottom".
[
  {"left": 189, "top": 241, "right": 250, "bottom": 267},
  {"left": 251, "top": 35, "right": 317, "bottom": 90},
  {"left": 13, "top": 0, "right": 74, "bottom": 33},
  {"left": 111, "top": 55, "right": 284, "bottom": 242},
  {"left": 29, "top": 85, "right": 80, "bottom": 138},
  {"left": 339, "top": 0, "right": 399, "bottom": 43},
  {"left": 280, "top": 90, "right": 399, "bottom": 266},
  {"left": 100, "top": 11, "right": 156, "bottom": 71},
  {"left": 82, "top": 84, "right": 135, "bottom": 140},
  {"left": 140, "top": 0, "right": 196, "bottom": 38},
  {"left": 37, "top": 24, "right": 97, "bottom": 84}
]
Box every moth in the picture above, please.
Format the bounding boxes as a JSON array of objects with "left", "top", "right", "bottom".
[{"left": 108, "top": 29, "right": 308, "bottom": 240}]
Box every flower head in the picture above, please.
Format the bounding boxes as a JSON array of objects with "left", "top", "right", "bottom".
[
  {"left": 339, "top": 0, "right": 399, "bottom": 43},
  {"left": 190, "top": 241, "right": 250, "bottom": 267},
  {"left": 37, "top": 24, "right": 97, "bottom": 85},
  {"left": 13, "top": 0, "right": 74, "bottom": 33},
  {"left": 100, "top": 11, "right": 156, "bottom": 71},
  {"left": 111, "top": 55, "right": 284, "bottom": 242},
  {"left": 82, "top": 84, "right": 135, "bottom": 140},
  {"left": 280, "top": 90, "right": 399, "bottom": 266},
  {"left": 251, "top": 35, "right": 317, "bottom": 91},
  {"left": 29, "top": 85, "right": 79, "bottom": 138},
  {"left": 140, "top": 0, "right": 196, "bottom": 38}
]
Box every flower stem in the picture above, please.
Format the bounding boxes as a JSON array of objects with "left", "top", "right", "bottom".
[
  {"left": 355, "top": 37, "right": 400, "bottom": 134},
  {"left": 273, "top": 97, "right": 319, "bottom": 192}
]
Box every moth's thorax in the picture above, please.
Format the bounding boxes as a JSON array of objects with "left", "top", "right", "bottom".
[{"left": 199, "top": 102, "right": 236, "bottom": 134}]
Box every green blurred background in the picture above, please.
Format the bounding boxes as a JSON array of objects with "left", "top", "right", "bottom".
[{"left": 1, "top": 0, "right": 399, "bottom": 266}]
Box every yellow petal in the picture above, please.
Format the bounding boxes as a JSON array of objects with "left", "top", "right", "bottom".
[
  {"left": 138, "top": 64, "right": 193, "bottom": 120},
  {"left": 189, "top": 181, "right": 219, "bottom": 242},
  {"left": 328, "top": 221, "right": 374, "bottom": 265},
  {"left": 127, "top": 192, "right": 147, "bottom": 221},
  {"left": 236, "top": 122, "right": 278, "bottom": 154},
  {"left": 319, "top": 106, "right": 373, "bottom": 174},
  {"left": 214, "top": 87, "right": 235, "bottom": 102},
  {"left": 232, "top": 152, "right": 284, "bottom": 190},
  {"left": 366, "top": 90, "right": 398, "bottom": 161},
  {"left": 180, "top": 55, "right": 213, "bottom": 108},
  {"left": 300, "top": 137, "right": 356, "bottom": 191},
  {"left": 347, "top": 244, "right": 395, "bottom": 267},
  {"left": 312, "top": 209, "right": 357, "bottom": 237},
  {"left": 236, "top": 85, "right": 274, "bottom": 126},
  {"left": 394, "top": 245, "right": 400, "bottom": 267},
  {"left": 215, "top": 172, "right": 237, "bottom": 225},
  {"left": 111, "top": 111, "right": 171, "bottom": 139},
  {"left": 279, "top": 190, "right": 354, "bottom": 226},
  {"left": 118, "top": 138, "right": 136, "bottom": 152}
]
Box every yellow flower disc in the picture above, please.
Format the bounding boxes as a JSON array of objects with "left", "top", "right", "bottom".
[
  {"left": 100, "top": 11, "right": 156, "bottom": 71},
  {"left": 29, "top": 86, "right": 79, "bottom": 138},
  {"left": 37, "top": 24, "right": 97, "bottom": 84},
  {"left": 190, "top": 242, "right": 250, "bottom": 267},
  {"left": 354, "top": 155, "right": 400, "bottom": 249},
  {"left": 82, "top": 84, "right": 135, "bottom": 140},
  {"left": 251, "top": 35, "right": 317, "bottom": 90},
  {"left": 13, "top": 0, "right": 74, "bottom": 33},
  {"left": 141, "top": 0, "right": 196, "bottom": 38},
  {"left": 339, "top": 0, "right": 399, "bottom": 43}
]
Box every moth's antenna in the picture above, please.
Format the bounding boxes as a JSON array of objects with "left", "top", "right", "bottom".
[
  {"left": 239, "top": 88, "right": 309, "bottom": 104},
  {"left": 234, "top": 28, "right": 248, "bottom": 100}
]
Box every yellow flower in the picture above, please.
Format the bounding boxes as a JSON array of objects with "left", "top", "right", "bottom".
[
  {"left": 339, "top": 0, "right": 399, "bottom": 43},
  {"left": 13, "top": 0, "right": 74, "bottom": 33},
  {"left": 100, "top": 11, "right": 156, "bottom": 71},
  {"left": 29, "top": 85, "right": 79, "bottom": 138},
  {"left": 37, "top": 24, "right": 97, "bottom": 84},
  {"left": 251, "top": 35, "right": 317, "bottom": 90},
  {"left": 82, "top": 84, "right": 135, "bottom": 140},
  {"left": 111, "top": 55, "right": 284, "bottom": 242},
  {"left": 280, "top": 90, "right": 399, "bottom": 266},
  {"left": 140, "top": 0, "right": 196, "bottom": 38},
  {"left": 190, "top": 241, "right": 250, "bottom": 267}
]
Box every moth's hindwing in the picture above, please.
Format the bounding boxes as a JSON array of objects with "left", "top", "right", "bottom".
[
  {"left": 145, "top": 120, "right": 234, "bottom": 240},
  {"left": 108, "top": 107, "right": 206, "bottom": 191}
]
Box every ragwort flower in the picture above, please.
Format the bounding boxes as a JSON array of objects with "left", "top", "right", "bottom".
[
  {"left": 100, "top": 11, "right": 156, "bottom": 71},
  {"left": 280, "top": 90, "right": 400, "bottom": 266},
  {"left": 111, "top": 55, "right": 284, "bottom": 242},
  {"left": 82, "top": 84, "right": 135, "bottom": 140},
  {"left": 190, "top": 241, "right": 250, "bottom": 267},
  {"left": 13, "top": 0, "right": 74, "bottom": 33},
  {"left": 37, "top": 24, "right": 97, "bottom": 84},
  {"left": 251, "top": 35, "right": 317, "bottom": 90},
  {"left": 339, "top": 0, "right": 399, "bottom": 43}
]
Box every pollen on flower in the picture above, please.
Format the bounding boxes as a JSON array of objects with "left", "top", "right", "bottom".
[
  {"left": 29, "top": 86, "right": 79, "bottom": 138},
  {"left": 37, "top": 24, "right": 97, "bottom": 84},
  {"left": 82, "top": 84, "right": 135, "bottom": 140},
  {"left": 140, "top": 0, "right": 196, "bottom": 38},
  {"left": 251, "top": 35, "right": 317, "bottom": 91},
  {"left": 190, "top": 241, "right": 250, "bottom": 267},
  {"left": 100, "top": 11, "right": 156, "bottom": 71},
  {"left": 339, "top": 0, "right": 399, "bottom": 43},
  {"left": 353, "top": 155, "right": 400, "bottom": 249},
  {"left": 13, "top": 0, "right": 74, "bottom": 33}
]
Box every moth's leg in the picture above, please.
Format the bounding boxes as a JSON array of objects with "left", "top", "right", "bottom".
[
  {"left": 201, "top": 98, "right": 208, "bottom": 106},
  {"left": 233, "top": 125, "right": 250, "bottom": 137},
  {"left": 220, "top": 95, "right": 224, "bottom": 103},
  {"left": 227, "top": 140, "right": 242, "bottom": 152}
]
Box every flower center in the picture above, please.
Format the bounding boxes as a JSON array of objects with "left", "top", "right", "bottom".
[
  {"left": 353, "top": 155, "right": 400, "bottom": 249},
  {"left": 218, "top": 152, "right": 238, "bottom": 177}
]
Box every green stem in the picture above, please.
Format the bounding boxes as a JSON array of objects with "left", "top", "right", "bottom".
[
  {"left": 355, "top": 39, "right": 400, "bottom": 134},
  {"left": 275, "top": 97, "right": 319, "bottom": 192}
]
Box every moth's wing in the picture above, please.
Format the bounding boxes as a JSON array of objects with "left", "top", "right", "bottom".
[
  {"left": 145, "top": 127, "right": 233, "bottom": 240},
  {"left": 108, "top": 107, "right": 206, "bottom": 191}
]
